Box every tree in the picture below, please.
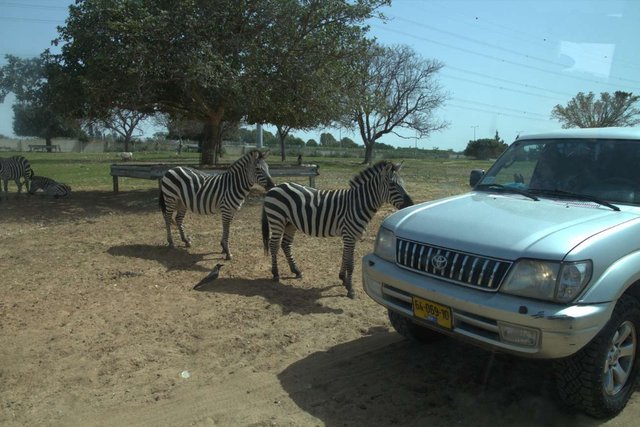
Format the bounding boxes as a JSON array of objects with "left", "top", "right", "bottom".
[
  {"left": 340, "top": 137, "right": 359, "bottom": 148},
  {"left": 348, "top": 44, "right": 449, "bottom": 164},
  {"left": 464, "top": 130, "right": 507, "bottom": 160},
  {"left": 53, "top": 0, "right": 388, "bottom": 165},
  {"left": 0, "top": 55, "right": 77, "bottom": 149},
  {"left": 94, "top": 109, "right": 147, "bottom": 151},
  {"left": 551, "top": 91, "right": 640, "bottom": 128},
  {"left": 320, "top": 132, "right": 339, "bottom": 147}
]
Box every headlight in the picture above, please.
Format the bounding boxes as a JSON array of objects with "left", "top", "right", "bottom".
[
  {"left": 374, "top": 227, "right": 396, "bottom": 262},
  {"left": 501, "top": 259, "right": 592, "bottom": 303}
]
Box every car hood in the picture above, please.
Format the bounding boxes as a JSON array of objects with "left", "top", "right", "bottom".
[{"left": 387, "top": 192, "right": 640, "bottom": 260}]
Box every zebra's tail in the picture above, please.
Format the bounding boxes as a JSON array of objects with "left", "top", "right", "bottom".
[{"left": 261, "top": 207, "right": 270, "bottom": 256}]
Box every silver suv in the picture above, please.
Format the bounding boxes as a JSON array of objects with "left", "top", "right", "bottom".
[{"left": 362, "top": 127, "right": 640, "bottom": 419}]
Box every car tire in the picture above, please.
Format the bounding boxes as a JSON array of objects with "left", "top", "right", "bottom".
[
  {"left": 388, "top": 309, "right": 446, "bottom": 343},
  {"left": 553, "top": 295, "right": 640, "bottom": 419}
]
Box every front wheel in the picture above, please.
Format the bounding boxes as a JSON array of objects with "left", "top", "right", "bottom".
[
  {"left": 388, "top": 310, "right": 446, "bottom": 343},
  {"left": 553, "top": 295, "right": 640, "bottom": 419}
]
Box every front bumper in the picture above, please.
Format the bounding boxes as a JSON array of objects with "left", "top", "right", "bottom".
[{"left": 362, "top": 253, "right": 615, "bottom": 359}]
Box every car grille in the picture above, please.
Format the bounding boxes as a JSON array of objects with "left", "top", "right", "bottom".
[{"left": 396, "top": 239, "right": 512, "bottom": 290}]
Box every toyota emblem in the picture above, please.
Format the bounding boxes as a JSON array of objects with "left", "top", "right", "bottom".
[{"left": 431, "top": 254, "right": 448, "bottom": 270}]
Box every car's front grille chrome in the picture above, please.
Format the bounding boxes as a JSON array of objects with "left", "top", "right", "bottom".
[{"left": 396, "top": 239, "right": 512, "bottom": 291}]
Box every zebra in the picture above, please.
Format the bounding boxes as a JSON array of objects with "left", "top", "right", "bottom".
[
  {"left": 159, "top": 149, "right": 274, "bottom": 259},
  {"left": 28, "top": 176, "right": 71, "bottom": 198},
  {"left": 261, "top": 160, "right": 414, "bottom": 298},
  {"left": 0, "top": 155, "right": 34, "bottom": 198}
]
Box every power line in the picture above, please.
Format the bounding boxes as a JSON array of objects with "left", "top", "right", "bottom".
[
  {"left": 451, "top": 97, "right": 549, "bottom": 119},
  {"left": 372, "top": 24, "right": 640, "bottom": 91},
  {"left": 0, "top": 2, "right": 69, "bottom": 11},
  {"left": 441, "top": 72, "right": 566, "bottom": 102},
  {"left": 425, "top": 2, "right": 640, "bottom": 73}
]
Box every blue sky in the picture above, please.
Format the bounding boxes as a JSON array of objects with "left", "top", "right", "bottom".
[{"left": 1, "top": 0, "right": 639, "bottom": 152}]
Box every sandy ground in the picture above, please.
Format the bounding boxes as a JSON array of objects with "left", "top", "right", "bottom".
[{"left": 1, "top": 188, "right": 639, "bottom": 427}]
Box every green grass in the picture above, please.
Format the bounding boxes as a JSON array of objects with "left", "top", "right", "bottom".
[{"left": 6, "top": 151, "right": 492, "bottom": 201}]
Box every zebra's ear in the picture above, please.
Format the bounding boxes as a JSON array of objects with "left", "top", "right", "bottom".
[
  {"left": 260, "top": 149, "right": 271, "bottom": 159},
  {"left": 394, "top": 161, "right": 405, "bottom": 172}
]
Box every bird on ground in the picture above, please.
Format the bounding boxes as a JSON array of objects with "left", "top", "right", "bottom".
[{"left": 193, "top": 263, "right": 224, "bottom": 290}]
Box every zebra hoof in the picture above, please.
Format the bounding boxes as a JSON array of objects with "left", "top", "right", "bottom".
[
  {"left": 225, "top": 254, "right": 233, "bottom": 261},
  {"left": 184, "top": 241, "right": 192, "bottom": 248},
  {"left": 272, "top": 275, "right": 280, "bottom": 282},
  {"left": 339, "top": 272, "right": 345, "bottom": 281},
  {"left": 347, "top": 289, "right": 355, "bottom": 299},
  {"left": 295, "top": 273, "right": 303, "bottom": 279}
]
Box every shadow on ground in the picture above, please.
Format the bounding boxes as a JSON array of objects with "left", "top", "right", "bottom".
[
  {"left": 278, "top": 333, "right": 600, "bottom": 427},
  {"left": 193, "top": 278, "right": 344, "bottom": 315},
  {"left": 0, "top": 189, "right": 160, "bottom": 222},
  {"left": 107, "top": 243, "right": 217, "bottom": 272}
]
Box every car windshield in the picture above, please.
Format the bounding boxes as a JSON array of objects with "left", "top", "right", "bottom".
[{"left": 476, "top": 138, "right": 640, "bottom": 205}]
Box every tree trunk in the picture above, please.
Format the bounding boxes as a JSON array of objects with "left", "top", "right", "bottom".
[
  {"left": 201, "top": 109, "right": 224, "bottom": 166},
  {"left": 277, "top": 125, "right": 288, "bottom": 162},
  {"left": 363, "top": 141, "right": 374, "bottom": 165},
  {"left": 45, "top": 136, "right": 52, "bottom": 153}
]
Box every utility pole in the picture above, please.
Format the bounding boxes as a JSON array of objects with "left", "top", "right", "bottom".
[
  {"left": 256, "top": 124, "right": 263, "bottom": 148},
  {"left": 471, "top": 125, "right": 479, "bottom": 141}
]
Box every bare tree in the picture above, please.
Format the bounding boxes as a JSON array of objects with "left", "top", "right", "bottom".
[
  {"left": 551, "top": 91, "right": 640, "bottom": 128},
  {"left": 349, "top": 44, "right": 449, "bottom": 164},
  {"left": 96, "top": 108, "right": 147, "bottom": 151}
]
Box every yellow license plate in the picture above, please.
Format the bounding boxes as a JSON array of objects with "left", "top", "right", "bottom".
[{"left": 412, "top": 296, "right": 453, "bottom": 330}]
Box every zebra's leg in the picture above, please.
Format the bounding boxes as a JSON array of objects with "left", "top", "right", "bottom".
[
  {"left": 162, "top": 210, "right": 175, "bottom": 248},
  {"left": 281, "top": 223, "right": 302, "bottom": 279},
  {"left": 220, "top": 210, "right": 235, "bottom": 260},
  {"left": 15, "top": 179, "right": 22, "bottom": 196},
  {"left": 269, "top": 232, "right": 282, "bottom": 282},
  {"left": 341, "top": 237, "right": 357, "bottom": 298},
  {"left": 175, "top": 207, "right": 191, "bottom": 247}
]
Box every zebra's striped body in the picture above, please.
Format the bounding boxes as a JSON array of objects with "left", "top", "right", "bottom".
[
  {"left": 28, "top": 176, "right": 71, "bottom": 198},
  {"left": 159, "top": 149, "right": 274, "bottom": 259},
  {"left": 0, "top": 155, "right": 34, "bottom": 198},
  {"left": 262, "top": 161, "right": 413, "bottom": 298}
]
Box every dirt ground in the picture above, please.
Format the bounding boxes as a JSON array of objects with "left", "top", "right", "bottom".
[{"left": 1, "top": 188, "right": 638, "bottom": 427}]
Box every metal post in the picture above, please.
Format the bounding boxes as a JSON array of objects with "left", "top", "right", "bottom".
[{"left": 256, "top": 124, "right": 263, "bottom": 148}]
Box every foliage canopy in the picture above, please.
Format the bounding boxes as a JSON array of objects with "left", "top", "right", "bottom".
[
  {"left": 53, "top": 0, "right": 388, "bottom": 165},
  {"left": 551, "top": 91, "right": 640, "bottom": 128}
]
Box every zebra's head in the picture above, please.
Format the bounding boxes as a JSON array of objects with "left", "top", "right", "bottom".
[
  {"left": 250, "top": 149, "right": 275, "bottom": 190},
  {"left": 380, "top": 161, "right": 414, "bottom": 210}
]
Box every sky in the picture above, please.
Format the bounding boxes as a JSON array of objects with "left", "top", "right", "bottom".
[{"left": 1, "top": 0, "right": 639, "bottom": 152}]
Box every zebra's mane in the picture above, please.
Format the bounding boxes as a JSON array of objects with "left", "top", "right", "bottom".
[
  {"left": 349, "top": 161, "right": 391, "bottom": 188},
  {"left": 227, "top": 149, "right": 261, "bottom": 173}
]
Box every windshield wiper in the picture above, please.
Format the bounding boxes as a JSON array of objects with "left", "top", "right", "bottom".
[
  {"left": 528, "top": 189, "right": 620, "bottom": 211},
  {"left": 475, "top": 183, "right": 539, "bottom": 201}
]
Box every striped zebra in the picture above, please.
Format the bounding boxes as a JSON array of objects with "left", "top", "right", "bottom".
[
  {"left": 0, "top": 155, "right": 34, "bottom": 198},
  {"left": 261, "top": 160, "right": 413, "bottom": 298},
  {"left": 159, "top": 149, "right": 274, "bottom": 259},
  {"left": 28, "top": 176, "right": 71, "bottom": 198}
]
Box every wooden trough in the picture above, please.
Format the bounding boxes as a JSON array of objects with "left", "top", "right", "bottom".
[{"left": 110, "top": 163, "right": 320, "bottom": 193}]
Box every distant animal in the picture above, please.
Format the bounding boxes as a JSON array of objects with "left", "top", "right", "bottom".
[
  {"left": 262, "top": 160, "right": 413, "bottom": 298},
  {"left": 28, "top": 176, "right": 71, "bottom": 198},
  {"left": 193, "top": 263, "right": 224, "bottom": 290},
  {"left": 120, "top": 152, "right": 133, "bottom": 161},
  {"left": 297, "top": 154, "right": 303, "bottom": 165},
  {"left": 0, "top": 155, "right": 34, "bottom": 198},
  {"left": 159, "top": 149, "right": 274, "bottom": 259}
]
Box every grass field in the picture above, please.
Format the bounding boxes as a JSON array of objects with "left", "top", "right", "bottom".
[{"left": 5, "top": 150, "right": 493, "bottom": 201}]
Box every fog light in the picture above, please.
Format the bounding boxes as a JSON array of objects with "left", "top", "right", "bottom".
[{"left": 498, "top": 323, "right": 539, "bottom": 347}]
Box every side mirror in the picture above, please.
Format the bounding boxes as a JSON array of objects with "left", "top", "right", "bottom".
[{"left": 469, "top": 169, "right": 485, "bottom": 187}]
